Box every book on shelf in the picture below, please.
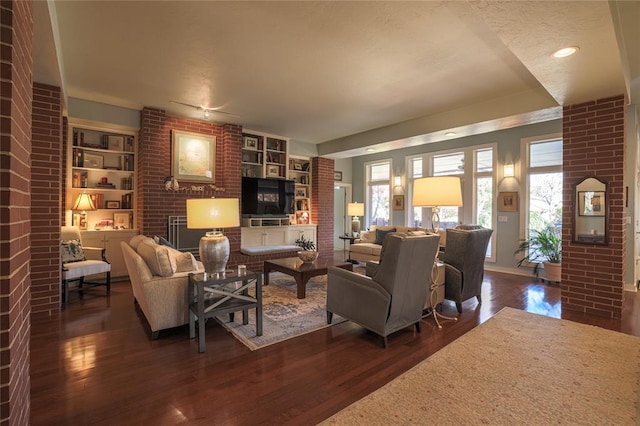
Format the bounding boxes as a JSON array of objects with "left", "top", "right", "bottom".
[
  {"left": 125, "top": 136, "right": 134, "bottom": 152},
  {"left": 120, "top": 175, "right": 133, "bottom": 190},
  {"left": 121, "top": 192, "right": 133, "bottom": 209},
  {"left": 73, "top": 131, "right": 84, "bottom": 147},
  {"left": 72, "top": 148, "right": 84, "bottom": 167},
  {"left": 119, "top": 155, "right": 134, "bottom": 171},
  {"left": 73, "top": 171, "right": 88, "bottom": 188},
  {"left": 95, "top": 182, "right": 116, "bottom": 189},
  {"left": 89, "top": 193, "right": 104, "bottom": 209}
]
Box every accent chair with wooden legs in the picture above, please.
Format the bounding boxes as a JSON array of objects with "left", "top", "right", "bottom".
[{"left": 61, "top": 226, "right": 111, "bottom": 307}]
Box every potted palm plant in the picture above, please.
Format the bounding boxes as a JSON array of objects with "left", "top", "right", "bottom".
[{"left": 514, "top": 226, "right": 562, "bottom": 282}]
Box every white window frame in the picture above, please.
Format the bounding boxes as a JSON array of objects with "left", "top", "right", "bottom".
[
  {"left": 406, "top": 144, "right": 497, "bottom": 261},
  {"left": 519, "top": 133, "right": 563, "bottom": 240},
  {"left": 364, "top": 158, "right": 392, "bottom": 229}
]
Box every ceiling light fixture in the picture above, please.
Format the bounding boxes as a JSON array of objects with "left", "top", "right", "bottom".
[
  {"left": 170, "top": 100, "right": 240, "bottom": 119},
  {"left": 553, "top": 46, "right": 579, "bottom": 58}
]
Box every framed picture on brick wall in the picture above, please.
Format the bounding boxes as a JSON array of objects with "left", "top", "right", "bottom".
[{"left": 172, "top": 130, "right": 216, "bottom": 183}]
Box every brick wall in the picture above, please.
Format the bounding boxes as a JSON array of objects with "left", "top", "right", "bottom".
[
  {"left": 137, "top": 108, "right": 241, "bottom": 260},
  {"left": 138, "top": 108, "right": 336, "bottom": 270},
  {"left": 138, "top": 108, "right": 229, "bottom": 233},
  {"left": 31, "top": 83, "right": 63, "bottom": 314},
  {"left": 561, "top": 95, "right": 626, "bottom": 319},
  {"left": 0, "top": 0, "right": 33, "bottom": 424},
  {"left": 312, "top": 157, "right": 335, "bottom": 257}
]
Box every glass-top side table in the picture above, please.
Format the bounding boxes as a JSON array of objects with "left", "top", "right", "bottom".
[{"left": 188, "top": 269, "right": 262, "bottom": 353}]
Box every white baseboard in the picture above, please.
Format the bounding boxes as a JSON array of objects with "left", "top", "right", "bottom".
[{"left": 484, "top": 265, "right": 533, "bottom": 278}]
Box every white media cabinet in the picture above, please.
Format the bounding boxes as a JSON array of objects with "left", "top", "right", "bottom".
[{"left": 241, "top": 224, "right": 317, "bottom": 248}]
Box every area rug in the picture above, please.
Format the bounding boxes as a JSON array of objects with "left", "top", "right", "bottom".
[
  {"left": 217, "top": 273, "right": 345, "bottom": 351},
  {"left": 322, "top": 307, "right": 640, "bottom": 425}
]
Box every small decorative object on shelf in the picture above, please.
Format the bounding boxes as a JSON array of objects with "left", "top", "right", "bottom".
[{"left": 295, "top": 236, "right": 318, "bottom": 263}]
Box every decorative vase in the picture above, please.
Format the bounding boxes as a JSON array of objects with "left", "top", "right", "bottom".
[
  {"left": 543, "top": 261, "right": 561, "bottom": 283},
  {"left": 298, "top": 250, "right": 318, "bottom": 263}
]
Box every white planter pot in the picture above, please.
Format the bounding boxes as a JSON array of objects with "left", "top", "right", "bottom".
[{"left": 543, "top": 261, "right": 561, "bottom": 283}]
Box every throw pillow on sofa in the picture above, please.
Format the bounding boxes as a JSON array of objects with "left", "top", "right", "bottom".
[
  {"left": 165, "top": 246, "right": 198, "bottom": 273},
  {"left": 129, "top": 235, "right": 156, "bottom": 250},
  {"left": 374, "top": 228, "right": 396, "bottom": 245},
  {"left": 137, "top": 242, "right": 174, "bottom": 277}
]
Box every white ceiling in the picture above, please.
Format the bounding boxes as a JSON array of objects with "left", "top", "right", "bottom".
[{"left": 33, "top": 1, "right": 639, "bottom": 158}]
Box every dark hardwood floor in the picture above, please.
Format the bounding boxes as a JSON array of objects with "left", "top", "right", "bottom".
[{"left": 30, "top": 255, "right": 640, "bottom": 425}]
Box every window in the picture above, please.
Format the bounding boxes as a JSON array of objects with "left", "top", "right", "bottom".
[
  {"left": 432, "top": 152, "right": 464, "bottom": 229},
  {"left": 406, "top": 145, "right": 496, "bottom": 260},
  {"left": 475, "top": 148, "right": 493, "bottom": 228},
  {"left": 475, "top": 148, "right": 494, "bottom": 259},
  {"left": 407, "top": 156, "right": 423, "bottom": 227},
  {"left": 522, "top": 136, "right": 563, "bottom": 240},
  {"left": 365, "top": 160, "right": 391, "bottom": 227}
]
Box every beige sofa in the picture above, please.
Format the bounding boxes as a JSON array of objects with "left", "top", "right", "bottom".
[
  {"left": 121, "top": 235, "right": 204, "bottom": 338},
  {"left": 349, "top": 225, "right": 446, "bottom": 263}
]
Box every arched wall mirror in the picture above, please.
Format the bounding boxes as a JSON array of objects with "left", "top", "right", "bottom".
[{"left": 573, "top": 177, "right": 608, "bottom": 245}]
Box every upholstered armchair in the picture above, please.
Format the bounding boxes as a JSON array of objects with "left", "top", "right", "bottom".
[
  {"left": 327, "top": 234, "right": 440, "bottom": 347},
  {"left": 61, "top": 226, "right": 111, "bottom": 307},
  {"left": 440, "top": 227, "right": 493, "bottom": 313}
]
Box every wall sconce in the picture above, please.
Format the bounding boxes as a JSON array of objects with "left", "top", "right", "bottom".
[
  {"left": 503, "top": 163, "right": 515, "bottom": 178},
  {"left": 394, "top": 176, "right": 402, "bottom": 187}
]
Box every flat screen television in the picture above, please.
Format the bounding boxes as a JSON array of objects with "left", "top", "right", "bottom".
[{"left": 241, "top": 177, "right": 295, "bottom": 217}]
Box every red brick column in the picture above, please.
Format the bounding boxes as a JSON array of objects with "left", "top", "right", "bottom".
[
  {"left": 0, "top": 0, "right": 33, "bottom": 423},
  {"left": 312, "top": 157, "right": 335, "bottom": 257},
  {"left": 31, "top": 83, "right": 63, "bottom": 314},
  {"left": 561, "top": 95, "right": 626, "bottom": 319}
]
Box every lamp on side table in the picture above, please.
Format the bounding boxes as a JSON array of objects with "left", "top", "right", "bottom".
[{"left": 186, "top": 198, "right": 240, "bottom": 279}]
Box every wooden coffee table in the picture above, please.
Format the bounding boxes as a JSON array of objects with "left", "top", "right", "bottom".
[{"left": 264, "top": 257, "right": 353, "bottom": 299}]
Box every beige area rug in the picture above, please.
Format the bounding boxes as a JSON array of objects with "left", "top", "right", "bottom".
[
  {"left": 217, "top": 273, "right": 345, "bottom": 351},
  {"left": 323, "top": 307, "right": 640, "bottom": 425}
]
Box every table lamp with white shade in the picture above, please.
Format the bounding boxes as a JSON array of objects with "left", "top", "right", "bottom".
[
  {"left": 186, "top": 198, "right": 240, "bottom": 278},
  {"left": 412, "top": 176, "right": 463, "bottom": 232},
  {"left": 72, "top": 192, "right": 96, "bottom": 230},
  {"left": 347, "top": 202, "right": 365, "bottom": 237}
]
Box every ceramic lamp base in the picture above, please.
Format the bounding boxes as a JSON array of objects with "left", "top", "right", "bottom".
[
  {"left": 199, "top": 232, "right": 230, "bottom": 275},
  {"left": 351, "top": 217, "right": 360, "bottom": 236}
]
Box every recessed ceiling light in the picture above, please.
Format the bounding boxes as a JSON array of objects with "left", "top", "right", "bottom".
[
  {"left": 553, "top": 46, "right": 579, "bottom": 58},
  {"left": 366, "top": 148, "right": 375, "bottom": 152},
  {"left": 445, "top": 132, "right": 457, "bottom": 137}
]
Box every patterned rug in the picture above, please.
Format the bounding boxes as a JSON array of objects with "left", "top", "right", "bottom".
[
  {"left": 217, "top": 273, "right": 345, "bottom": 351},
  {"left": 322, "top": 307, "right": 640, "bottom": 425}
]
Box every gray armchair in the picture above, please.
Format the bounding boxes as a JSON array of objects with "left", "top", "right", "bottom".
[
  {"left": 326, "top": 234, "right": 440, "bottom": 347},
  {"left": 440, "top": 226, "right": 493, "bottom": 313}
]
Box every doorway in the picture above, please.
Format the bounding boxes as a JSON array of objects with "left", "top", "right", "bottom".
[{"left": 334, "top": 183, "right": 352, "bottom": 251}]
